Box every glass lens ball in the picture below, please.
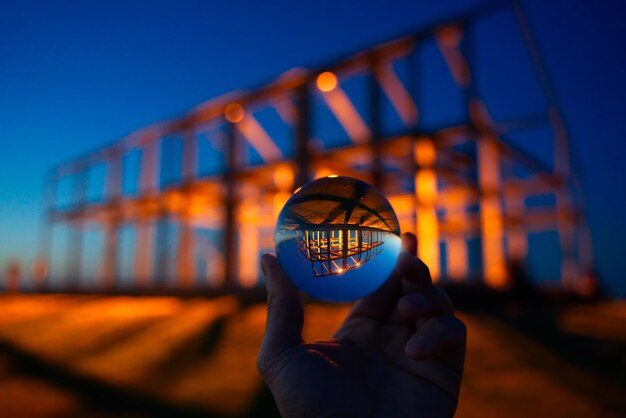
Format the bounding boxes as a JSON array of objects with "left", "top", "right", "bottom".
[{"left": 274, "top": 176, "right": 402, "bottom": 302}]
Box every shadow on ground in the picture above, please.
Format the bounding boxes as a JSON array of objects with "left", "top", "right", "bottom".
[{"left": 0, "top": 293, "right": 624, "bottom": 418}]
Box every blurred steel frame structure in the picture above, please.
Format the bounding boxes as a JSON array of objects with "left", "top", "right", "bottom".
[{"left": 37, "top": 0, "right": 592, "bottom": 292}]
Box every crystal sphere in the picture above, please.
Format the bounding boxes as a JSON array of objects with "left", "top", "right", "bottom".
[{"left": 274, "top": 176, "right": 402, "bottom": 302}]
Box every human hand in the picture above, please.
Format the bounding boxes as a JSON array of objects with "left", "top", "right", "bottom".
[{"left": 257, "top": 233, "right": 466, "bottom": 418}]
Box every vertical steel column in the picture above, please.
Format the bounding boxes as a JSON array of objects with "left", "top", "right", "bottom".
[
  {"left": 36, "top": 171, "right": 56, "bottom": 291},
  {"left": 414, "top": 137, "right": 440, "bottom": 280},
  {"left": 177, "top": 215, "right": 195, "bottom": 288},
  {"left": 105, "top": 151, "right": 123, "bottom": 199},
  {"left": 446, "top": 191, "right": 469, "bottom": 281},
  {"left": 369, "top": 54, "right": 382, "bottom": 188},
  {"left": 178, "top": 130, "right": 198, "bottom": 288},
  {"left": 101, "top": 152, "right": 122, "bottom": 290},
  {"left": 461, "top": 23, "right": 506, "bottom": 286},
  {"left": 134, "top": 223, "right": 153, "bottom": 288},
  {"left": 66, "top": 169, "right": 87, "bottom": 289},
  {"left": 101, "top": 221, "right": 118, "bottom": 290},
  {"left": 155, "top": 218, "right": 170, "bottom": 287},
  {"left": 341, "top": 229, "right": 348, "bottom": 270},
  {"left": 294, "top": 84, "right": 310, "bottom": 189},
  {"left": 406, "top": 40, "right": 421, "bottom": 237},
  {"left": 477, "top": 136, "right": 507, "bottom": 287},
  {"left": 135, "top": 138, "right": 159, "bottom": 287},
  {"left": 357, "top": 230, "right": 363, "bottom": 263},
  {"left": 505, "top": 189, "right": 527, "bottom": 263},
  {"left": 326, "top": 230, "right": 331, "bottom": 273},
  {"left": 238, "top": 199, "right": 260, "bottom": 287},
  {"left": 273, "top": 165, "right": 294, "bottom": 223},
  {"left": 512, "top": 3, "right": 580, "bottom": 286},
  {"left": 223, "top": 122, "right": 238, "bottom": 287}
]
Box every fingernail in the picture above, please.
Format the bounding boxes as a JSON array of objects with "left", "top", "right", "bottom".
[{"left": 408, "top": 335, "right": 432, "bottom": 356}]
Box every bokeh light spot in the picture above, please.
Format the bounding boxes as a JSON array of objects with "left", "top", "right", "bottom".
[
  {"left": 316, "top": 71, "right": 338, "bottom": 92},
  {"left": 225, "top": 103, "right": 245, "bottom": 123}
]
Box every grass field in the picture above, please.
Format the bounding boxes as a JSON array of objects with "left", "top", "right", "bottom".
[{"left": 0, "top": 294, "right": 624, "bottom": 417}]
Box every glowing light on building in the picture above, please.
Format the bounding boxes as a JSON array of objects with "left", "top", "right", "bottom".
[
  {"left": 225, "top": 103, "right": 245, "bottom": 123},
  {"left": 316, "top": 71, "right": 338, "bottom": 92}
]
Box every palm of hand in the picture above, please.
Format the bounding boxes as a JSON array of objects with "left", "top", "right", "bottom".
[
  {"left": 258, "top": 235, "right": 465, "bottom": 418},
  {"left": 269, "top": 315, "right": 461, "bottom": 417}
]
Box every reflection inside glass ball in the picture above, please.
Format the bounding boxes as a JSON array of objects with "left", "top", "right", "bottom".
[{"left": 274, "top": 176, "right": 401, "bottom": 302}]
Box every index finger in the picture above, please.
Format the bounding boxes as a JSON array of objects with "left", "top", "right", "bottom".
[
  {"left": 396, "top": 251, "right": 433, "bottom": 293},
  {"left": 259, "top": 254, "right": 304, "bottom": 355}
]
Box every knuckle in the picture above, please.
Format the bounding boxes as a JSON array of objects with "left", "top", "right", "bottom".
[{"left": 256, "top": 349, "right": 272, "bottom": 378}]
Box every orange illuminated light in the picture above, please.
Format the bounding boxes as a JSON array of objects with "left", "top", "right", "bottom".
[
  {"left": 165, "top": 192, "right": 185, "bottom": 212},
  {"left": 316, "top": 71, "right": 338, "bottom": 92},
  {"left": 415, "top": 139, "right": 436, "bottom": 166},
  {"left": 274, "top": 165, "right": 294, "bottom": 190},
  {"left": 315, "top": 167, "right": 333, "bottom": 179},
  {"left": 225, "top": 103, "right": 245, "bottom": 123}
]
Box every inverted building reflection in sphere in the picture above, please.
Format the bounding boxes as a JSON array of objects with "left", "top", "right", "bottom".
[{"left": 275, "top": 176, "right": 401, "bottom": 302}]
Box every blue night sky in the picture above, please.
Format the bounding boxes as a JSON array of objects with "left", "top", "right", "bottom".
[{"left": 0, "top": 0, "right": 625, "bottom": 295}]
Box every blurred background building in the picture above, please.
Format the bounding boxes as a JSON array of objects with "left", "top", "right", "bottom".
[{"left": 36, "top": 1, "right": 592, "bottom": 295}]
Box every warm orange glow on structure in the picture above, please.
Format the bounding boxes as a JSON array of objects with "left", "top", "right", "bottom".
[
  {"left": 238, "top": 199, "right": 260, "bottom": 288},
  {"left": 478, "top": 138, "right": 507, "bottom": 287},
  {"left": 445, "top": 190, "right": 468, "bottom": 281},
  {"left": 415, "top": 138, "right": 440, "bottom": 281},
  {"left": 316, "top": 71, "right": 338, "bottom": 92},
  {"left": 388, "top": 194, "right": 416, "bottom": 233},
  {"left": 314, "top": 167, "right": 334, "bottom": 179},
  {"left": 274, "top": 165, "right": 295, "bottom": 191},
  {"left": 164, "top": 191, "right": 185, "bottom": 213},
  {"left": 273, "top": 165, "right": 294, "bottom": 221},
  {"left": 225, "top": 103, "right": 245, "bottom": 123}
]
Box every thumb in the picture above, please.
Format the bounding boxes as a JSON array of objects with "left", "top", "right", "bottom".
[{"left": 259, "top": 254, "right": 304, "bottom": 357}]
